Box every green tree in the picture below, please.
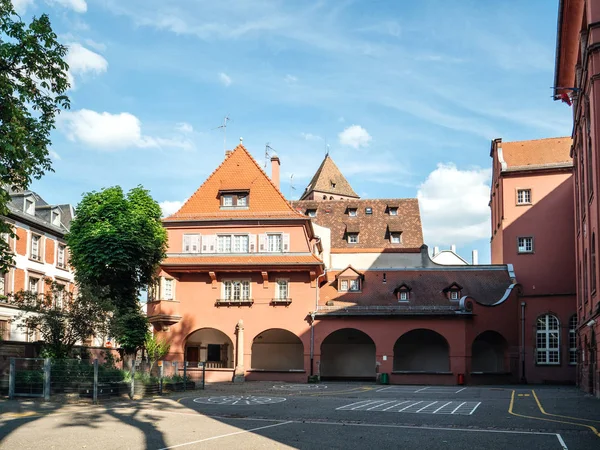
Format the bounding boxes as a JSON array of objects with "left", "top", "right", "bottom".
[
  {"left": 0, "top": 1, "right": 70, "bottom": 272},
  {"left": 145, "top": 333, "right": 170, "bottom": 374},
  {"left": 67, "top": 186, "right": 167, "bottom": 359},
  {"left": 9, "top": 280, "right": 111, "bottom": 359}
]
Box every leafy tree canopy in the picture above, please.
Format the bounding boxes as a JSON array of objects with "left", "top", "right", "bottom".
[
  {"left": 9, "top": 280, "right": 111, "bottom": 359},
  {"left": 0, "top": 1, "right": 70, "bottom": 272},
  {"left": 67, "top": 186, "right": 167, "bottom": 352}
]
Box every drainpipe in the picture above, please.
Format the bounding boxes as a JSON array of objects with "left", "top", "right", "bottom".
[
  {"left": 520, "top": 301, "right": 526, "bottom": 383},
  {"left": 311, "top": 270, "right": 327, "bottom": 377}
]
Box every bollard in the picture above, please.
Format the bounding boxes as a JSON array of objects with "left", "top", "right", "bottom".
[
  {"left": 159, "top": 362, "right": 164, "bottom": 395},
  {"left": 183, "top": 361, "right": 187, "bottom": 392},
  {"left": 8, "top": 358, "right": 15, "bottom": 400},
  {"left": 130, "top": 363, "right": 136, "bottom": 399},
  {"left": 93, "top": 359, "right": 99, "bottom": 403},
  {"left": 43, "top": 358, "right": 51, "bottom": 401},
  {"left": 201, "top": 362, "right": 206, "bottom": 390}
]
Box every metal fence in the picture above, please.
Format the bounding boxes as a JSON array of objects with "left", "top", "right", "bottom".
[{"left": 5, "top": 358, "right": 205, "bottom": 402}]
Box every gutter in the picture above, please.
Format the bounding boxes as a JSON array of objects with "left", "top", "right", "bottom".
[{"left": 553, "top": 0, "right": 565, "bottom": 98}]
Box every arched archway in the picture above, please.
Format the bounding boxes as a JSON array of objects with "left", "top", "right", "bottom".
[
  {"left": 471, "top": 331, "right": 508, "bottom": 372},
  {"left": 186, "top": 328, "right": 234, "bottom": 368},
  {"left": 393, "top": 329, "right": 449, "bottom": 372},
  {"left": 320, "top": 328, "right": 376, "bottom": 380},
  {"left": 251, "top": 329, "right": 304, "bottom": 371}
]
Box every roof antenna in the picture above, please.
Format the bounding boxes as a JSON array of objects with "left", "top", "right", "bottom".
[
  {"left": 289, "top": 173, "right": 296, "bottom": 199},
  {"left": 212, "top": 114, "right": 231, "bottom": 154},
  {"left": 264, "top": 142, "right": 275, "bottom": 168}
]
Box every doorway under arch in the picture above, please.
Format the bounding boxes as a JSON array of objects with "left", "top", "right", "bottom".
[
  {"left": 471, "top": 330, "right": 508, "bottom": 372},
  {"left": 185, "top": 328, "right": 234, "bottom": 368},
  {"left": 251, "top": 329, "right": 304, "bottom": 371},
  {"left": 393, "top": 329, "right": 450, "bottom": 372},
  {"left": 320, "top": 328, "right": 376, "bottom": 380}
]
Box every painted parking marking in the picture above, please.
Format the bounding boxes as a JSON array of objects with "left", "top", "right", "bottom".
[
  {"left": 376, "top": 386, "right": 470, "bottom": 394},
  {"left": 193, "top": 395, "right": 286, "bottom": 406},
  {"left": 337, "top": 400, "right": 481, "bottom": 415},
  {"left": 273, "top": 384, "right": 327, "bottom": 391}
]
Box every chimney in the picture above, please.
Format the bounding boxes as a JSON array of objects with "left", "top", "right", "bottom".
[
  {"left": 451, "top": 244, "right": 456, "bottom": 253},
  {"left": 433, "top": 246, "right": 439, "bottom": 256},
  {"left": 271, "top": 155, "right": 280, "bottom": 190},
  {"left": 472, "top": 250, "right": 479, "bottom": 265}
]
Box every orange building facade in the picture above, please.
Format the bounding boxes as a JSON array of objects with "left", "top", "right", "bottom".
[
  {"left": 554, "top": 0, "right": 600, "bottom": 397},
  {"left": 151, "top": 147, "right": 524, "bottom": 385},
  {"left": 490, "top": 138, "right": 577, "bottom": 384}
]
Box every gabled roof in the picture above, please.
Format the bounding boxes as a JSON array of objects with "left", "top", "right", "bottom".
[
  {"left": 300, "top": 155, "right": 359, "bottom": 200},
  {"left": 335, "top": 265, "right": 363, "bottom": 279},
  {"left": 499, "top": 137, "right": 573, "bottom": 171},
  {"left": 164, "top": 144, "right": 304, "bottom": 221}
]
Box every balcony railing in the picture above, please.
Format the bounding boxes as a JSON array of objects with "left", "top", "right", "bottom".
[
  {"left": 215, "top": 298, "right": 254, "bottom": 306},
  {"left": 315, "top": 304, "right": 461, "bottom": 316}
]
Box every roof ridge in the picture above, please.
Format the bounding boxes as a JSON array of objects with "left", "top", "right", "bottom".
[
  {"left": 502, "top": 136, "right": 571, "bottom": 144},
  {"left": 300, "top": 154, "right": 359, "bottom": 200}
]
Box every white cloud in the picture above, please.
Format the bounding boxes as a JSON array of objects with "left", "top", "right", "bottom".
[
  {"left": 49, "top": 150, "right": 61, "bottom": 160},
  {"left": 84, "top": 39, "right": 107, "bottom": 52},
  {"left": 159, "top": 200, "right": 184, "bottom": 217},
  {"left": 417, "top": 163, "right": 491, "bottom": 247},
  {"left": 285, "top": 74, "right": 298, "bottom": 83},
  {"left": 176, "top": 122, "right": 194, "bottom": 133},
  {"left": 338, "top": 125, "right": 372, "bottom": 149},
  {"left": 47, "top": 0, "right": 87, "bottom": 13},
  {"left": 301, "top": 133, "right": 322, "bottom": 141},
  {"left": 59, "top": 109, "right": 193, "bottom": 151},
  {"left": 12, "top": 0, "right": 34, "bottom": 14},
  {"left": 219, "top": 72, "right": 232, "bottom": 87},
  {"left": 65, "top": 43, "right": 108, "bottom": 88}
]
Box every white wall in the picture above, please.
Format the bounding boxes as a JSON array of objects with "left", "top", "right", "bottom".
[
  {"left": 313, "top": 223, "right": 331, "bottom": 268},
  {"left": 431, "top": 251, "right": 468, "bottom": 266}
]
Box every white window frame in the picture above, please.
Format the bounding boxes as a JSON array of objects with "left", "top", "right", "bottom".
[
  {"left": 237, "top": 195, "right": 247, "bottom": 206},
  {"left": 536, "top": 314, "right": 560, "bottom": 365},
  {"left": 339, "top": 279, "right": 348, "bottom": 292},
  {"left": 217, "top": 235, "right": 232, "bottom": 253},
  {"left": 399, "top": 291, "right": 409, "bottom": 302},
  {"left": 569, "top": 315, "right": 577, "bottom": 365},
  {"left": 51, "top": 210, "right": 61, "bottom": 226},
  {"left": 450, "top": 290, "right": 459, "bottom": 300},
  {"left": 164, "top": 278, "right": 173, "bottom": 300},
  {"left": 348, "top": 209, "right": 357, "bottom": 217},
  {"left": 349, "top": 278, "right": 361, "bottom": 292},
  {"left": 307, "top": 210, "right": 317, "bottom": 217},
  {"left": 24, "top": 198, "right": 35, "bottom": 215},
  {"left": 365, "top": 207, "right": 372, "bottom": 215},
  {"left": 276, "top": 279, "right": 289, "bottom": 299},
  {"left": 55, "top": 284, "right": 66, "bottom": 309},
  {"left": 390, "top": 233, "right": 401, "bottom": 244},
  {"left": 233, "top": 235, "right": 249, "bottom": 253},
  {"left": 517, "top": 189, "right": 532, "bottom": 205},
  {"left": 0, "top": 272, "right": 6, "bottom": 296},
  {"left": 222, "top": 280, "right": 251, "bottom": 301},
  {"left": 267, "top": 233, "right": 283, "bottom": 252},
  {"left": 222, "top": 195, "right": 234, "bottom": 207},
  {"left": 347, "top": 233, "right": 359, "bottom": 244},
  {"left": 28, "top": 275, "right": 40, "bottom": 294},
  {"left": 30, "top": 234, "right": 41, "bottom": 261},
  {"left": 183, "top": 234, "right": 200, "bottom": 253},
  {"left": 57, "top": 245, "right": 66, "bottom": 268},
  {"left": 517, "top": 237, "right": 534, "bottom": 254}
]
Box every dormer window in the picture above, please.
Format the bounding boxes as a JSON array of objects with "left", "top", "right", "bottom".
[
  {"left": 388, "top": 207, "right": 398, "bottom": 216},
  {"left": 399, "top": 291, "right": 409, "bottom": 301},
  {"left": 331, "top": 181, "right": 336, "bottom": 189},
  {"left": 339, "top": 278, "right": 361, "bottom": 292},
  {"left": 394, "top": 283, "right": 411, "bottom": 302},
  {"left": 348, "top": 208, "right": 357, "bottom": 217},
  {"left": 347, "top": 233, "right": 359, "bottom": 244},
  {"left": 390, "top": 233, "right": 401, "bottom": 244},
  {"left": 307, "top": 209, "right": 317, "bottom": 217},
  {"left": 443, "top": 283, "right": 463, "bottom": 301},
  {"left": 365, "top": 207, "right": 372, "bottom": 215},
  {"left": 52, "top": 210, "right": 61, "bottom": 226},
  {"left": 25, "top": 198, "right": 35, "bottom": 215},
  {"left": 220, "top": 191, "right": 250, "bottom": 208}
]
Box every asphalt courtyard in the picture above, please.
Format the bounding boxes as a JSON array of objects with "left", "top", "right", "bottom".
[{"left": 1, "top": 383, "right": 599, "bottom": 449}]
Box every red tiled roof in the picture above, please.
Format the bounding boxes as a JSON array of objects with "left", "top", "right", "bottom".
[
  {"left": 320, "top": 269, "right": 512, "bottom": 307},
  {"left": 164, "top": 145, "right": 304, "bottom": 221},
  {"left": 501, "top": 137, "right": 572, "bottom": 169},
  {"left": 162, "top": 254, "right": 323, "bottom": 266},
  {"left": 292, "top": 199, "right": 423, "bottom": 249}
]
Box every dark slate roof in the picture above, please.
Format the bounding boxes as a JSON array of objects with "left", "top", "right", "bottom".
[
  {"left": 319, "top": 267, "right": 514, "bottom": 308},
  {"left": 291, "top": 198, "right": 423, "bottom": 250}
]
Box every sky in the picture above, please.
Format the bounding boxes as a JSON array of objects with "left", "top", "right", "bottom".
[{"left": 12, "top": 0, "right": 572, "bottom": 264}]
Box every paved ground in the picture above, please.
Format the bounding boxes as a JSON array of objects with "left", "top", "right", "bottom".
[{"left": 0, "top": 382, "right": 599, "bottom": 449}]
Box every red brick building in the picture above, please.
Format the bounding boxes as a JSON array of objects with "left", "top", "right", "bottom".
[
  {"left": 489, "top": 137, "right": 576, "bottom": 384},
  {"left": 554, "top": 0, "right": 600, "bottom": 396}
]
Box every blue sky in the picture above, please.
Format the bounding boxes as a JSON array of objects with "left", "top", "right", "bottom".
[{"left": 14, "top": 0, "right": 571, "bottom": 264}]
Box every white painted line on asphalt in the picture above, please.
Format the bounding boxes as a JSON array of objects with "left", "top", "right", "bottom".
[
  {"left": 157, "top": 420, "right": 294, "bottom": 450},
  {"left": 455, "top": 387, "right": 467, "bottom": 393},
  {"left": 414, "top": 387, "right": 430, "bottom": 393},
  {"left": 469, "top": 402, "right": 482, "bottom": 415},
  {"left": 367, "top": 401, "right": 397, "bottom": 410},
  {"left": 556, "top": 434, "right": 568, "bottom": 450},
  {"left": 350, "top": 400, "right": 381, "bottom": 410},
  {"left": 375, "top": 386, "right": 396, "bottom": 392},
  {"left": 432, "top": 401, "right": 452, "bottom": 413},
  {"left": 383, "top": 401, "right": 410, "bottom": 411},
  {"left": 335, "top": 400, "right": 371, "bottom": 410},
  {"left": 398, "top": 401, "right": 422, "bottom": 412},
  {"left": 451, "top": 402, "right": 467, "bottom": 414},
  {"left": 416, "top": 402, "right": 438, "bottom": 413}
]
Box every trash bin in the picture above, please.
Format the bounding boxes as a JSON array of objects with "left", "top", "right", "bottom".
[{"left": 380, "top": 373, "right": 389, "bottom": 385}]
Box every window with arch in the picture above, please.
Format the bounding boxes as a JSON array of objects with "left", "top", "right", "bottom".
[
  {"left": 569, "top": 315, "right": 577, "bottom": 365},
  {"left": 592, "top": 233, "right": 597, "bottom": 294},
  {"left": 536, "top": 314, "right": 560, "bottom": 365}
]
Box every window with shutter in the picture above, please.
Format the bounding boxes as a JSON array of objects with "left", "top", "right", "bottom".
[
  {"left": 282, "top": 233, "right": 290, "bottom": 252},
  {"left": 249, "top": 234, "right": 257, "bottom": 252},
  {"left": 258, "top": 234, "right": 267, "bottom": 252}
]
